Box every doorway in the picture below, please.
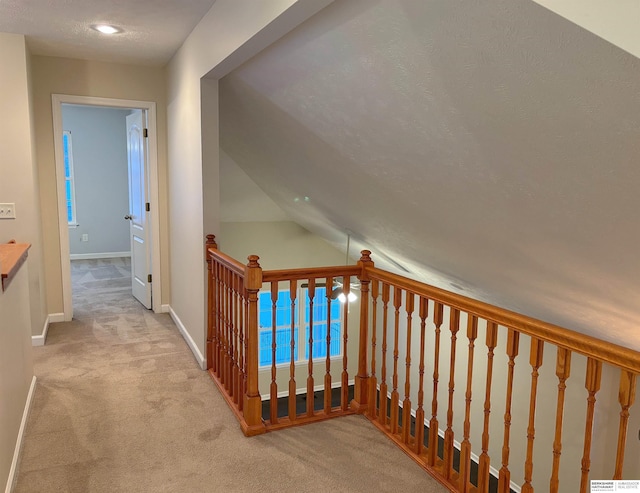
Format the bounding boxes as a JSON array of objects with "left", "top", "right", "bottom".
[{"left": 52, "top": 95, "right": 162, "bottom": 320}]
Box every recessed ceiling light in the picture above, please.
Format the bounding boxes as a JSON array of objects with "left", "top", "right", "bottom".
[{"left": 91, "top": 24, "right": 122, "bottom": 35}]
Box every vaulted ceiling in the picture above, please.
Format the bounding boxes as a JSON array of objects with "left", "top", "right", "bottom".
[
  {"left": 0, "top": 0, "right": 638, "bottom": 346},
  {"left": 219, "top": 0, "right": 640, "bottom": 349}
]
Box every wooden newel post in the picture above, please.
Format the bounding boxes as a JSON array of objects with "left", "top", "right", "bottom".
[
  {"left": 205, "top": 235, "right": 218, "bottom": 371},
  {"left": 205, "top": 234, "right": 218, "bottom": 257},
  {"left": 242, "top": 255, "right": 266, "bottom": 436},
  {"left": 351, "top": 250, "right": 373, "bottom": 413}
]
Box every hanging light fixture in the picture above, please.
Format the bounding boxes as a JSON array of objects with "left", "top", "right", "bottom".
[
  {"left": 338, "top": 290, "right": 357, "bottom": 303},
  {"left": 330, "top": 232, "right": 359, "bottom": 303}
]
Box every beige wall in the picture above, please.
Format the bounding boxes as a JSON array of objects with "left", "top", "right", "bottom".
[
  {"left": 0, "top": 265, "right": 34, "bottom": 491},
  {"left": 220, "top": 221, "right": 347, "bottom": 270},
  {"left": 0, "top": 32, "right": 36, "bottom": 492},
  {"left": 166, "top": 0, "right": 333, "bottom": 360},
  {"left": 31, "top": 56, "right": 170, "bottom": 319},
  {"left": 0, "top": 34, "right": 47, "bottom": 338},
  {"left": 532, "top": 0, "right": 640, "bottom": 59}
]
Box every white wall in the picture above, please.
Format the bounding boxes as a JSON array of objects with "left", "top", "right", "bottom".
[
  {"left": 0, "top": 32, "right": 37, "bottom": 492},
  {"left": 62, "top": 105, "right": 130, "bottom": 257},
  {"left": 165, "top": 0, "right": 333, "bottom": 360}
]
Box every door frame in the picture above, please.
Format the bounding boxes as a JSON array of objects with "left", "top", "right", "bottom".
[{"left": 52, "top": 94, "right": 162, "bottom": 319}]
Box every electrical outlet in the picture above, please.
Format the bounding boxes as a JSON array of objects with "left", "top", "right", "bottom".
[
  {"left": 81, "top": 234, "right": 89, "bottom": 242},
  {"left": 0, "top": 203, "right": 16, "bottom": 219}
]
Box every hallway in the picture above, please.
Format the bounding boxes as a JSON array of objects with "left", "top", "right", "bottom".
[{"left": 14, "top": 259, "right": 443, "bottom": 492}]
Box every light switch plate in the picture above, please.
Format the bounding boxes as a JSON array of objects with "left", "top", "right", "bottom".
[{"left": 0, "top": 203, "right": 16, "bottom": 219}]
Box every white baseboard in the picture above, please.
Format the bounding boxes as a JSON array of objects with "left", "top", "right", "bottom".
[
  {"left": 5, "top": 376, "right": 37, "bottom": 493},
  {"left": 32, "top": 316, "right": 50, "bottom": 347},
  {"left": 48, "top": 313, "right": 65, "bottom": 323},
  {"left": 169, "top": 307, "right": 206, "bottom": 370},
  {"left": 160, "top": 304, "right": 170, "bottom": 313},
  {"left": 69, "top": 252, "right": 131, "bottom": 260}
]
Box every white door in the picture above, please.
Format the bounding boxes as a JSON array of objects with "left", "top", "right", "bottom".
[{"left": 126, "top": 110, "right": 152, "bottom": 309}]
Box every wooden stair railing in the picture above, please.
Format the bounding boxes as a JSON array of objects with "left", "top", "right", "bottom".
[
  {"left": 205, "top": 235, "right": 640, "bottom": 491},
  {"left": 363, "top": 266, "right": 640, "bottom": 492}
]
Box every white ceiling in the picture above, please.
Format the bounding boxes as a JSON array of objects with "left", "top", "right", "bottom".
[
  {"left": 219, "top": 0, "right": 640, "bottom": 350},
  {"left": 0, "top": 0, "right": 217, "bottom": 65}
]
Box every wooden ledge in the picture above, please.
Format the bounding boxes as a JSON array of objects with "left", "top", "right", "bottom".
[{"left": 0, "top": 241, "right": 31, "bottom": 292}]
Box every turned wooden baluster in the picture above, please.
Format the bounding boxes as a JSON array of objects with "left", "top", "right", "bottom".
[
  {"left": 443, "top": 308, "right": 461, "bottom": 481},
  {"left": 614, "top": 371, "right": 637, "bottom": 479},
  {"left": 229, "top": 273, "right": 237, "bottom": 401},
  {"left": 379, "top": 283, "right": 391, "bottom": 427},
  {"left": 213, "top": 260, "right": 221, "bottom": 377},
  {"left": 226, "top": 269, "right": 234, "bottom": 393},
  {"left": 233, "top": 273, "right": 241, "bottom": 403},
  {"left": 243, "top": 255, "right": 264, "bottom": 434},
  {"left": 222, "top": 267, "right": 230, "bottom": 390},
  {"left": 428, "top": 302, "right": 444, "bottom": 466},
  {"left": 415, "top": 297, "right": 429, "bottom": 456},
  {"left": 402, "top": 292, "right": 415, "bottom": 444},
  {"left": 270, "top": 282, "right": 279, "bottom": 424},
  {"left": 522, "top": 338, "right": 544, "bottom": 493},
  {"left": 368, "top": 280, "right": 380, "bottom": 420},
  {"left": 579, "top": 358, "right": 602, "bottom": 493},
  {"left": 498, "top": 329, "right": 520, "bottom": 493},
  {"left": 459, "top": 314, "right": 478, "bottom": 492},
  {"left": 216, "top": 261, "right": 224, "bottom": 379},
  {"left": 228, "top": 273, "right": 235, "bottom": 399},
  {"left": 550, "top": 347, "right": 571, "bottom": 493},
  {"left": 307, "top": 278, "right": 316, "bottom": 416},
  {"left": 238, "top": 277, "right": 246, "bottom": 412},
  {"left": 478, "top": 321, "right": 498, "bottom": 492},
  {"left": 205, "top": 235, "right": 217, "bottom": 370},
  {"left": 288, "top": 280, "right": 298, "bottom": 420},
  {"left": 226, "top": 272, "right": 233, "bottom": 396},
  {"left": 341, "top": 276, "right": 351, "bottom": 411},
  {"left": 229, "top": 270, "right": 236, "bottom": 392},
  {"left": 390, "top": 286, "right": 402, "bottom": 434},
  {"left": 478, "top": 321, "right": 498, "bottom": 493},
  {"left": 324, "top": 276, "right": 333, "bottom": 414}
]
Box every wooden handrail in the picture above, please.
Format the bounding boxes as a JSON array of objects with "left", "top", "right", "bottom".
[
  {"left": 0, "top": 241, "right": 31, "bottom": 292},
  {"left": 206, "top": 247, "right": 246, "bottom": 276},
  {"left": 365, "top": 266, "right": 640, "bottom": 374},
  {"left": 262, "top": 265, "right": 361, "bottom": 282}
]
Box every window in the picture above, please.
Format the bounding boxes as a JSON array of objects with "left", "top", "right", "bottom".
[
  {"left": 258, "top": 287, "right": 342, "bottom": 368},
  {"left": 62, "top": 131, "right": 78, "bottom": 225}
]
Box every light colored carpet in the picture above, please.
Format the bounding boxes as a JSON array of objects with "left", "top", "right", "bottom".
[{"left": 14, "top": 258, "right": 446, "bottom": 492}]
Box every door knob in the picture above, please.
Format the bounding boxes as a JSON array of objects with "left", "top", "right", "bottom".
[{"left": 124, "top": 214, "right": 133, "bottom": 220}]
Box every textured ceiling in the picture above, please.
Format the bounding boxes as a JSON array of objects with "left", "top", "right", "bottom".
[
  {"left": 220, "top": 0, "right": 640, "bottom": 349},
  {"left": 0, "top": 0, "right": 217, "bottom": 65}
]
